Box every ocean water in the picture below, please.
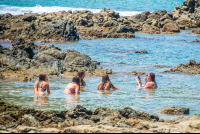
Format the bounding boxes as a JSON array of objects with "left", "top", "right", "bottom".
[
  {"left": 1, "top": 0, "right": 200, "bottom": 121},
  {"left": 1, "top": 30, "right": 200, "bottom": 121},
  {"left": 0, "top": 0, "right": 185, "bottom": 16}
]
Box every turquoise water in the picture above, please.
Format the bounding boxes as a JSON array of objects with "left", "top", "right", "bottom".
[
  {"left": 1, "top": 30, "right": 200, "bottom": 120},
  {"left": 0, "top": 0, "right": 185, "bottom": 16}
]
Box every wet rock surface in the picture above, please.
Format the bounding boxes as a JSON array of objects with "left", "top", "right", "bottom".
[
  {"left": 164, "top": 60, "right": 200, "bottom": 75},
  {"left": 1, "top": 0, "right": 200, "bottom": 42},
  {"left": 1, "top": 100, "right": 200, "bottom": 133},
  {"left": 157, "top": 106, "right": 189, "bottom": 115},
  {"left": 128, "top": 71, "right": 146, "bottom": 76},
  {"left": 0, "top": 38, "right": 112, "bottom": 80}
]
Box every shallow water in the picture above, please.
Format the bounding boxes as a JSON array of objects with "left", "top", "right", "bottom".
[{"left": 1, "top": 30, "right": 200, "bottom": 121}]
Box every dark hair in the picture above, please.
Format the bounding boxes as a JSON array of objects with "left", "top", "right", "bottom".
[
  {"left": 72, "top": 76, "right": 80, "bottom": 92},
  {"left": 77, "top": 70, "right": 85, "bottom": 86},
  {"left": 149, "top": 72, "right": 155, "bottom": 82},
  {"left": 72, "top": 76, "right": 80, "bottom": 86},
  {"left": 39, "top": 73, "right": 46, "bottom": 81},
  {"left": 100, "top": 74, "right": 110, "bottom": 90}
]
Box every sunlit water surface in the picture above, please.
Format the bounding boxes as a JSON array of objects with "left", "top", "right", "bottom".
[{"left": 1, "top": 30, "right": 200, "bottom": 121}]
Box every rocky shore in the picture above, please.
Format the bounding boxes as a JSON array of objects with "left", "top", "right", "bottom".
[
  {"left": 1, "top": 100, "right": 200, "bottom": 133},
  {"left": 0, "top": 0, "right": 200, "bottom": 43},
  {"left": 1, "top": 0, "right": 200, "bottom": 133},
  {"left": 164, "top": 60, "right": 200, "bottom": 75},
  {"left": 0, "top": 37, "right": 112, "bottom": 81},
  {"left": 0, "top": 0, "right": 200, "bottom": 79}
]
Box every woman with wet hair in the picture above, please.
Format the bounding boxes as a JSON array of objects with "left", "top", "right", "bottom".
[
  {"left": 97, "top": 74, "right": 119, "bottom": 90},
  {"left": 135, "top": 72, "right": 157, "bottom": 89},
  {"left": 34, "top": 73, "right": 50, "bottom": 95},
  {"left": 77, "top": 70, "right": 86, "bottom": 87},
  {"left": 64, "top": 76, "right": 80, "bottom": 95}
]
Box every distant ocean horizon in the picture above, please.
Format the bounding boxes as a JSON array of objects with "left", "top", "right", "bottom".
[{"left": 0, "top": 0, "right": 185, "bottom": 16}]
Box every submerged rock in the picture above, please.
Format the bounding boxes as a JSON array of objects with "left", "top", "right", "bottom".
[
  {"left": 157, "top": 106, "right": 189, "bottom": 115},
  {"left": 128, "top": 71, "right": 146, "bottom": 76}
]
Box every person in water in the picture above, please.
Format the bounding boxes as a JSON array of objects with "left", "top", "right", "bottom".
[
  {"left": 77, "top": 70, "right": 86, "bottom": 87},
  {"left": 135, "top": 72, "right": 157, "bottom": 89},
  {"left": 64, "top": 76, "right": 80, "bottom": 95},
  {"left": 34, "top": 73, "right": 50, "bottom": 95},
  {"left": 97, "top": 74, "right": 120, "bottom": 90}
]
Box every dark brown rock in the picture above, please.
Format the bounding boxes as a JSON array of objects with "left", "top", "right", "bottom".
[
  {"left": 192, "top": 39, "right": 200, "bottom": 43},
  {"left": 157, "top": 106, "right": 189, "bottom": 115},
  {"left": 164, "top": 60, "right": 200, "bottom": 75}
]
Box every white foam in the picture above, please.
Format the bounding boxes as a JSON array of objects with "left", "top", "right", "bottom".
[{"left": 0, "top": 5, "right": 142, "bottom": 16}]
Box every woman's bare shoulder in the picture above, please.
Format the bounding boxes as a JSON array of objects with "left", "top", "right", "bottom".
[{"left": 43, "top": 81, "right": 49, "bottom": 85}]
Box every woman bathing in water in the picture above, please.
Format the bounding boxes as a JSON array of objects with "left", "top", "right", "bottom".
[
  {"left": 77, "top": 70, "right": 86, "bottom": 87},
  {"left": 135, "top": 72, "right": 157, "bottom": 89},
  {"left": 64, "top": 76, "right": 80, "bottom": 95},
  {"left": 97, "top": 74, "right": 120, "bottom": 90},
  {"left": 34, "top": 73, "right": 50, "bottom": 95}
]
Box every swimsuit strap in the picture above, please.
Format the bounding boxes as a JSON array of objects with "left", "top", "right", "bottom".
[
  {"left": 66, "top": 87, "right": 75, "bottom": 93},
  {"left": 39, "top": 81, "right": 46, "bottom": 92}
]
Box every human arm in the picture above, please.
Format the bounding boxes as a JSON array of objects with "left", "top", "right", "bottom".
[
  {"left": 83, "top": 80, "right": 86, "bottom": 86},
  {"left": 45, "top": 83, "right": 50, "bottom": 95},
  {"left": 135, "top": 77, "right": 142, "bottom": 88},
  {"left": 97, "top": 82, "right": 101, "bottom": 90},
  {"left": 80, "top": 80, "right": 86, "bottom": 87},
  {"left": 110, "top": 82, "right": 120, "bottom": 90},
  {"left": 75, "top": 85, "right": 80, "bottom": 95},
  {"left": 34, "top": 81, "right": 38, "bottom": 95}
]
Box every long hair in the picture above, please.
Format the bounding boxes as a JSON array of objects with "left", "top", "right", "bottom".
[
  {"left": 100, "top": 74, "right": 110, "bottom": 90},
  {"left": 77, "top": 70, "right": 85, "bottom": 86},
  {"left": 72, "top": 76, "right": 80, "bottom": 87},
  {"left": 36, "top": 73, "right": 47, "bottom": 90},
  {"left": 149, "top": 72, "right": 155, "bottom": 82}
]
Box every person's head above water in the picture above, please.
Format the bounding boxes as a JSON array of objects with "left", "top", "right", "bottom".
[
  {"left": 148, "top": 72, "right": 156, "bottom": 82},
  {"left": 77, "top": 70, "right": 85, "bottom": 79},
  {"left": 39, "top": 73, "right": 47, "bottom": 81},
  {"left": 77, "top": 70, "right": 86, "bottom": 86},
  {"left": 72, "top": 76, "right": 80, "bottom": 85},
  {"left": 102, "top": 74, "right": 110, "bottom": 83}
]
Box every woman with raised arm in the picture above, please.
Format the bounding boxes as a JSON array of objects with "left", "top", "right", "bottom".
[
  {"left": 97, "top": 74, "right": 119, "bottom": 90},
  {"left": 34, "top": 73, "right": 50, "bottom": 95},
  {"left": 64, "top": 76, "right": 80, "bottom": 95},
  {"left": 135, "top": 72, "right": 157, "bottom": 89},
  {"left": 144, "top": 72, "right": 157, "bottom": 89}
]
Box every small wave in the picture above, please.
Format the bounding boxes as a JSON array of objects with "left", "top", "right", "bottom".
[{"left": 0, "top": 5, "right": 142, "bottom": 16}]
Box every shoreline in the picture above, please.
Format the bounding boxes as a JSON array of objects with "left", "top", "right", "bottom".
[
  {"left": 1, "top": 99, "right": 200, "bottom": 133},
  {"left": 1, "top": 0, "right": 200, "bottom": 133},
  {"left": 0, "top": 0, "right": 200, "bottom": 43}
]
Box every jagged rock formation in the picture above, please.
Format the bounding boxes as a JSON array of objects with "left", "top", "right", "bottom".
[
  {"left": 164, "top": 60, "right": 200, "bottom": 75},
  {"left": 0, "top": 38, "right": 112, "bottom": 80},
  {"left": 1, "top": 100, "right": 200, "bottom": 133}
]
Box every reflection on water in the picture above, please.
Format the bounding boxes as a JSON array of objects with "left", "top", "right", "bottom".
[
  {"left": 33, "top": 95, "right": 49, "bottom": 109},
  {"left": 97, "top": 90, "right": 112, "bottom": 98},
  {"left": 64, "top": 94, "right": 79, "bottom": 108},
  {"left": 144, "top": 88, "right": 155, "bottom": 99}
]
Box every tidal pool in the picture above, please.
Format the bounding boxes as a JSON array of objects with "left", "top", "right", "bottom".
[{"left": 1, "top": 30, "right": 200, "bottom": 121}]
